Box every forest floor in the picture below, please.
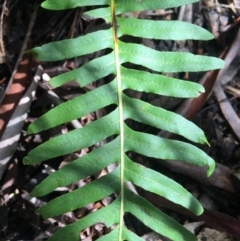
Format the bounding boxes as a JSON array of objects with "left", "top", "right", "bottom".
[{"left": 1, "top": 0, "right": 240, "bottom": 240}]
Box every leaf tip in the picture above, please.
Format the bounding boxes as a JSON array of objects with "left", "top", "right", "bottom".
[
  {"left": 27, "top": 124, "right": 35, "bottom": 135},
  {"left": 197, "top": 85, "right": 205, "bottom": 96},
  {"left": 25, "top": 47, "right": 40, "bottom": 60},
  {"left": 30, "top": 188, "right": 39, "bottom": 197},
  {"left": 200, "top": 135, "right": 210, "bottom": 146},
  {"left": 217, "top": 59, "right": 225, "bottom": 69},
  {"left": 195, "top": 204, "right": 204, "bottom": 216},
  {"left": 35, "top": 206, "right": 44, "bottom": 216},
  {"left": 205, "top": 31, "right": 215, "bottom": 40},
  {"left": 23, "top": 50, "right": 31, "bottom": 55},
  {"left": 206, "top": 160, "right": 215, "bottom": 177},
  {"left": 41, "top": 1, "right": 50, "bottom": 9},
  {"left": 23, "top": 156, "right": 32, "bottom": 165}
]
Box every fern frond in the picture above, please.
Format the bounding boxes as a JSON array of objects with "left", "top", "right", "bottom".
[{"left": 24, "top": 1, "right": 224, "bottom": 240}]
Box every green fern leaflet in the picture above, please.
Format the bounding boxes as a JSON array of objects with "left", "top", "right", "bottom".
[{"left": 24, "top": 0, "right": 224, "bottom": 240}]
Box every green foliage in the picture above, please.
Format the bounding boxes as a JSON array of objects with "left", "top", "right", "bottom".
[{"left": 24, "top": 0, "right": 224, "bottom": 240}]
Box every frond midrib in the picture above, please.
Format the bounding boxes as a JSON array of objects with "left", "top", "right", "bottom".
[{"left": 110, "top": 0, "right": 125, "bottom": 240}]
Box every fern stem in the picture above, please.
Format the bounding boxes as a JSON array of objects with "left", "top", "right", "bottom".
[{"left": 110, "top": 0, "right": 124, "bottom": 239}]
